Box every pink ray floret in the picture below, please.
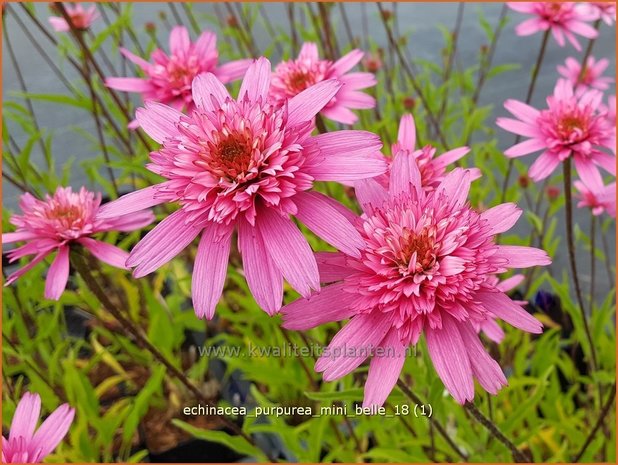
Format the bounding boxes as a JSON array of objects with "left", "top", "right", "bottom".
[
  {"left": 507, "top": 2, "right": 598, "bottom": 51},
  {"left": 2, "top": 392, "right": 75, "bottom": 463},
  {"left": 497, "top": 79, "right": 616, "bottom": 184},
  {"left": 269, "top": 42, "right": 376, "bottom": 124},
  {"left": 557, "top": 56, "right": 614, "bottom": 93},
  {"left": 575, "top": 177, "right": 616, "bottom": 217},
  {"left": 106, "top": 26, "right": 252, "bottom": 116},
  {"left": 48, "top": 4, "right": 98, "bottom": 32},
  {"left": 98, "top": 57, "right": 386, "bottom": 319},
  {"left": 2, "top": 186, "right": 155, "bottom": 300},
  {"left": 578, "top": 1, "right": 616, "bottom": 25},
  {"left": 366, "top": 113, "right": 479, "bottom": 193},
  {"left": 282, "top": 155, "right": 551, "bottom": 407}
]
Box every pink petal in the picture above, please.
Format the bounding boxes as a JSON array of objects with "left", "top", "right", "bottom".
[
  {"left": 503, "top": 99, "right": 540, "bottom": 124},
  {"left": 96, "top": 183, "right": 171, "bottom": 219},
  {"left": 389, "top": 150, "right": 422, "bottom": 197},
  {"left": 5, "top": 252, "right": 49, "bottom": 286},
  {"left": 440, "top": 256, "right": 466, "bottom": 276},
  {"left": 493, "top": 245, "right": 552, "bottom": 268},
  {"left": 193, "top": 30, "right": 216, "bottom": 57},
  {"left": 320, "top": 105, "right": 358, "bottom": 124},
  {"left": 497, "top": 274, "right": 525, "bottom": 292},
  {"left": 78, "top": 238, "right": 129, "bottom": 269},
  {"left": 355, "top": 177, "right": 389, "bottom": 213},
  {"left": 256, "top": 206, "right": 319, "bottom": 298},
  {"left": 2, "top": 231, "right": 38, "bottom": 244},
  {"left": 48, "top": 17, "right": 69, "bottom": 32},
  {"left": 101, "top": 210, "right": 156, "bottom": 232},
  {"left": 439, "top": 168, "right": 472, "bottom": 208},
  {"left": 169, "top": 26, "right": 190, "bottom": 56},
  {"left": 44, "top": 246, "right": 70, "bottom": 300},
  {"left": 425, "top": 316, "right": 475, "bottom": 404},
  {"left": 238, "top": 57, "right": 271, "bottom": 102},
  {"left": 315, "top": 312, "right": 393, "bottom": 381},
  {"left": 105, "top": 77, "right": 153, "bottom": 93},
  {"left": 215, "top": 59, "right": 253, "bottom": 83},
  {"left": 433, "top": 147, "right": 471, "bottom": 168},
  {"left": 397, "top": 114, "right": 416, "bottom": 151},
  {"left": 528, "top": 151, "right": 561, "bottom": 181},
  {"left": 480, "top": 203, "right": 522, "bottom": 234},
  {"left": 135, "top": 101, "right": 183, "bottom": 144},
  {"left": 237, "top": 217, "right": 283, "bottom": 315},
  {"left": 331, "top": 49, "right": 364, "bottom": 75},
  {"left": 128, "top": 210, "right": 201, "bottom": 277},
  {"left": 496, "top": 117, "right": 540, "bottom": 138},
  {"left": 281, "top": 283, "right": 356, "bottom": 330},
  {"left": 287, "top": 80, "right": 342, "bottom": 127},
  {"left": 294, "top": 191, "right": 364, "bottom": 258},
  {"left": 458, "top": 322, "right": 508, "bottom": 395},
  {"left": 31, "top": 403, "right": 75, "bottom": 458},
  {"left": 363, "top": 329, "right": 407, "bottom": 407},
  {"left": 192, "top": 72, "right": 232, "bottom": 112},
  {"left": 480, "top": 318, "right": 505, "bottom": 344},
  {"left": 504, "top": 138, "right": 547, "bottom": 157},
  {"left": 515, "top": 17, "right": 544, "bottom": 36},
  {"left": 120, "top": 47, "right": 151, "bottom": 71},
  {"left": 574, "top": 155, "right": 604, "bottom": 191},
  {"left": 315, "top": 251, "right": 353, "bottom": 283},
  {"left": 192, "top": 225, "right": 232, "bottom": 319},
  {"left": 476, "top": 289, "right": 543, "bottom": 334},
  {"left": 9, "top": 392, "right": 41, "bottom": 442},
  {"left": 299, "top": 42, "right": 319, "bottom": 61}
]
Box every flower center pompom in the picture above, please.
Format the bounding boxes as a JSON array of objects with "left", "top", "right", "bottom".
[
  {"left": 540, "top": 2, "right": 572, "bottom": 22},
  {"left": 206, "top": 130, "right": 255, "bottom": 180},
  {"left": 398, "top": 227, "right": 438, "bottom": 275}
]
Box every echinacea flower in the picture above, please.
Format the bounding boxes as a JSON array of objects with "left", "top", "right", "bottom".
[
  {"left": 368, "top": 114, "right": 478, "bottom": 192},
  {"left": 2, "top": 186, "right": 154, "bottom": 300},
  {"left": 48, "top": 4, "right": 98, "bottom": 32},
  {"left": 497, "top": 79, "right": 616, "bottom": 185},
  {"left": 269, "top": 42, "right": 376, "bottom": 124},
  {"left": 575, "top": 177, "right": 616, "bottom": 217},
  {"left": 97, "top": 57, "right": 386, "bottom": 318},
  {"left": 578, "top": 1, "right": 616, "bottom": 25},
  {"left": 507, "top": 2, "right": 598, "bottom": 51},
  {"left": 282, "top": 156, "right": 551, "bottom": 407},
  {"left": 2, "top": 392, "right": 75, "bottom": 463},
  {"left": 106, "top": 26, "right": 252, "bottom": 118},
  {"left": 557, "top": 56, "right": 614, "bottom": 92}
]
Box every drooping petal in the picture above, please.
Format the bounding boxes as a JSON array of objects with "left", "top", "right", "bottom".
[
  {"left": 256, "top": 206, "right": 319, "bottom": 298},
  {"left": 315, "top": 312, "right": 393, "bottom": 381},
  {"left": 458, "top": 322, "right": 508, "bottom": 394},
  {"left": 2, "top": 231, "right": 38, "bottom": 244},
  {"left": 504, "top": 138, "right": 547, "bottom": 157},
  {"left": 294, "top": 191, "right": 364, "bottom": 258},
  {"left": 476, "top": 289, "right": 543, "bottom": 334},
  {"left": 281, "top": 283, "right": 356, "bottom": 330},
  {"left": 44, "top": 246, "right": 70, "bottom": 300},
  {"left": 192, "top": 225, "right": 232, "bottom": 319},
  {"left": 128, "top": 210, "right": 201, "bottom": 277},
  {"left": 31, "top": 403, "right": 75, "bottom": 459},
  {"left": 100, "top": 210, "right": 156, "bottom": 232},
  {"left": 493, "top": 245, "right": 552, "bottom": 268},
  {"left": 425, "top": 315, "right": 475, "bottom": 404},
  {"left": 363, "top": 329, "right": 407, "bottom": 407},
  {"left": 78, "top": 238, "right": 129, "bottom": 269},
  {"left": 119, "top": 47, "right": 151, "bottom": 71},
  {"left": 237, "top": 217, "right": 283, "bottom": 315},
  {"left": 9, "top": 392, "right": 41, "bottom": 442}
]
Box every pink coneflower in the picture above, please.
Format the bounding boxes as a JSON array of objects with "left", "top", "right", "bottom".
[
  {"left": 48, "top": 4, "right": 98, "bottom": 32},
  {"left": 575, "top": 177, "right": 616, "bottom": 217},
  {"left": 283, "top": 158, "right": 551, "bottom": 407},
  {"left": 2, "top": 186, "right": 154, "bottom": 300},
  {"left": 269, "top": 42, "right": 376, "bottom": 125},
  {"left": 507, "top": 2, "right": 598, "bottom": 51},
  {"left": 2, "top": 392, "right": 75, "bottom": 463},
  {"left": 579, "top": 1, "right": 616, "bottom": 25},
  {"left": 97, "top": 57, "right": 385, "bottom": 318},
  {"left": 106, "top": 26, "right": 252, "bottom": 117},
  {"left": 557, "top": 56, "right": 614, "bottom": 92},
  {"left": 497, "top": 79, "right": 616, "bottom": 185}
]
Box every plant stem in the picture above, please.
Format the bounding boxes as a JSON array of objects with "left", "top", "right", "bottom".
[
  {"left": 437, "top": 2, "right": 465, "bottom": 124},
  {"left": 589, "top": 213, "right": 596, "bottom": 309},
  {"left": 396, "top": 379, "right": 469, "bottom": 461},
  {"left": 577, "top": 19, "right": 602, "bottom": 83},
  {"left": 464, "top": 402, "right": 530, "bottom": 462},
  {"left": 70, "top": 252, "right": 276, "bottom": 462},
  {"left": 573, "top": 383, "right": 616, "bottom": 462},
  {"left": 563, "top": 159, "right": 598, "bottom": 372},
  {"left": 315, "top": 114, "right": 328, "bottom": 134},
  {"left": 500, "top": 29, "right": 550, "bottom": 203}
]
